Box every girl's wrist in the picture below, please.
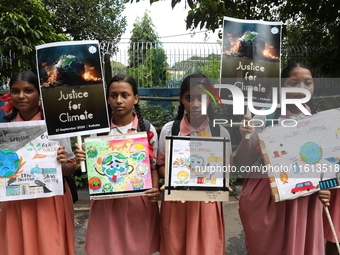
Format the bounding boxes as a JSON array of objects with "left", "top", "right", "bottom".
[{"left": 62, "top": 162, "right": 69, "bottom": 176}]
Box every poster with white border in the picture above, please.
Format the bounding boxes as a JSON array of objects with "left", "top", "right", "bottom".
[
  {"left": 84, "top": 132, "right": 153, "bottom": 200},
  {"left": 0, "top": 121, "right": 63, "bottom": 201},
  {"left": 220, "top": 17, "right": 282, "bottom": 107},
  {"left": 36, "top": 40, "right": 110, "bottom": 139},
  {"left": 258, "top": 109, "right": 340, "bottom": 202}
]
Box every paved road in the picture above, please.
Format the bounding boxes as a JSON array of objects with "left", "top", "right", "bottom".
[{"left": 74, "top": 189, "right": 247, "bottom": 255}]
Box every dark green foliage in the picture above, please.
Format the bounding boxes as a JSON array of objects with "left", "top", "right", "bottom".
[
  {"left": 0, "top": 0, "right": 67, "bottom": 82},
  {"left": 42, "top": 0, "right": 127, "bottom": 47},
  {"left": 140, "top": 101, "right": 175, "bottom": 133}
]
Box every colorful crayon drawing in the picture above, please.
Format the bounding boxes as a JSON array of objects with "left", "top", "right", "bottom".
[
  {"left": 0, "top": 121, "right": 63, "bottom": 202},
  {"left": 258, "top": 109, "right": 340, "bottom": 202},
  {"left": 84, "top": 132, "right": 152, "bottom": 199}
]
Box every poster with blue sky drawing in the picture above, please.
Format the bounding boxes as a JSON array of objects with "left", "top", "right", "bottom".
[
  {"left": 84, "top": 132, "right": 152, "bottom": 199},
  {"left": 164, "top": 136, "right": 230, "bottom": 202},
  {"left": 258, "top": 109, "right": 340, "bottom": 202},
  {"left": 0, "top": 121, "right": 63, "bottom": 202}
]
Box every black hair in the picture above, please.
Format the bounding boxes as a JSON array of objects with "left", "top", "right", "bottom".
[
  {"left": 4, "top": 71, "right": 42, "bottom": 121},
  {"left": 176, "top": 73, "right": 215, "bottom": 121},
  {"left": 274, "top": 63, "right": 316, "bottom": 119},
  {"left": 106, "top": 74, "right": 146, "bottom": 131}
]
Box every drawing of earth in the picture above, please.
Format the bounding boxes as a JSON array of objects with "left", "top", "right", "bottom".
[
  {"left": 0, "top": 149, "right": 21, "bottom": 178},
  {"left": 299, "top": 142, "right": 322, "bottom": 164},
  {"left": 55, "top": 55, "right": 85, "bottom": 85}
]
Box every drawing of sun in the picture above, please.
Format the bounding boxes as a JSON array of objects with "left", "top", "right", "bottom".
[{"left": 299, "top": 142, "right": 322, "bottom": 164}]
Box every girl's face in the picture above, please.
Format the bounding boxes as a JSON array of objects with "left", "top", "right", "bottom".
[
  {"left": 181, "top": 85, "right": 211, "bottom": 120},
  {"left": 283, "top": 67, "right": 314, "bottom": 99},
  {"left": 107, "top": 81, "right": 138, "bottom": 117},
  {"left": 10, "top": 81, "right": 40, "bottom": 115}
]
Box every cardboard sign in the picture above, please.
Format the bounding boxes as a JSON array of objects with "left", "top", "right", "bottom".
[
  {"left": 0, "top": 121, "right": 63, "bottom": 201},
  {"left": 84, "top": 132, "right": 153, "bottom": 200},
  {"left": 258, "top": 109, "right": 340, "bottom": 202},
  {"left": 36, "top": 40, "right": 110, "bottom": 138},
  {"left": 164, "top": 136, "right": 230, "bottom": 202}
]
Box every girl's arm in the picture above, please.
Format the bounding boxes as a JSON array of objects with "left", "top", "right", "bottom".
[
  {"left": 144, "top": 169, "right": 160, "bottom": 202},
  {"left": 143, "top": 124, "right": 160, "bottom": 201},
  {"left": 158, "top": 165, "right": 165, "bottom": 179},
  {"left": 235, "top": 115, "right": 258, "bottom": 166}
]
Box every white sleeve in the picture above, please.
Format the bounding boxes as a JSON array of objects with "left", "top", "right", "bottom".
[
  {"left": 149, "top": 124, "right": 158, "bottom": 165},
  {"left": 158, "top": 121, "right": 174, "bottom": 156},
  {"left": 58, "top": 137, "right": 75, "bottom": 160}
]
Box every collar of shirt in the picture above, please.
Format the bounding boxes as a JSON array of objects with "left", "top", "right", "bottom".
[
  {"left": 179, "top": 115, "right": 210, "bottom": 136},
  {"left": 14, "top": 112, "right": 41, "bottom": 122},
  {"left": 110, "top": 113, "right": 138, "bottom": 133}
]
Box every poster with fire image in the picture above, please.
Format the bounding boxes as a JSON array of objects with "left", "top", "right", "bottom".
[
  {"left": 36, "top": 41, "right": 110, "bottom": 138},
  {"left": 220, "top": 17, "right": 282, "bottom": 107}
]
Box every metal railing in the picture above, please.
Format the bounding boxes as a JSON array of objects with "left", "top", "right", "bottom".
[
  {"left": 104, "top": 42, "right": 221, "bottom": 88},
  {"left": 2, "top": 42, "right": 337, "bottom": 88}
]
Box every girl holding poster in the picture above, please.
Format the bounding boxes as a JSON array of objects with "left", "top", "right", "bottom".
[
  {"left": 236, "top": 63, "right": 330, "bottom": 255},
  {"left": 75, "top": 74, "right": 160, "bottom": 255},
  {"left": 157, "top": 73, "right": 232, "bottom": 255},
  {"left": 0, "top": 71, "right": 76, "bottom": 255}
]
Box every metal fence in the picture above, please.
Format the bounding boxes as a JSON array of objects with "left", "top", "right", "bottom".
[
  {"left": 106, "top": 42, "right": 330, "bottom": 88},
  {"left": 103, "top": 42, "right": 222, "bottom": 88},
  {"left": 1, "top": 42, "right": 336, "bottom": 89}
]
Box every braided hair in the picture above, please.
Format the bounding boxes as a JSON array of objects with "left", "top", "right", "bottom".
[
  {"left": 4, "top": 71, "right": 43, "bottom": 122},
  {"left": 106, "top": 74, "right": 146, "bottom": 131},
  {"left": 176, "top": 73, "right": 215, "bottom": 121}
]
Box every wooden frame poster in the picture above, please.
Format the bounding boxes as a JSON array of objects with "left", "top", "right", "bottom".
[
  {"left": 258, "top": 109, "right": 340, "bottom": 202},
  {"left": 164, "top": 136, "right": 230, "bottom": 201},
  {"left": 36, "top": 40, "right": 110, "bottom": 139},
  {"left": 0, "top": 121, "right": 63, "bottom": 201},
  {"left": 84, "top": 132, "right": 152, "bottom": 200}
]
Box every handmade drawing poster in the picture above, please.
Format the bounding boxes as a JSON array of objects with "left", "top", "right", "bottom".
[
  {"left": 164, "top": 136, "right": 230, "bottom": 202},
  {"left": 220, "top": 17, "right": 282, "bottom": 107},
  {"left": 0, "top": 121, "right": 63, "bottom": 202},
  {"left": 36, "top": 40, "right": 110, "bottom": 139},
  {"left": 258, "top": 109, "right": 340, "bottom": 202},
  {"left": 84, "top": 132, "right": 153, "bottom": 199}
]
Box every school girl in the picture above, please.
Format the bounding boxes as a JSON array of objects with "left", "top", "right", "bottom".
[
  {"left": 157, "top": 73, "right": 232, "bottom": 255},
  {"left": 0, "top": 71, "right": 76, "bottom": 255},
  {"left": 76, "top": 74, "right": 160, "bottom": 255},
  {"left": 236, "top": 63, "right": 330, "bottom": 255}
]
